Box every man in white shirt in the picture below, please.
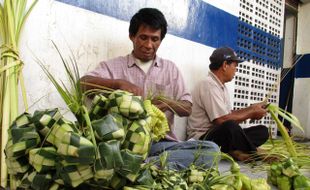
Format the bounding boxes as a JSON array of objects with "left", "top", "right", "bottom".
[{"left": 187, "top": 47, "right": 269, "bottom": 161}]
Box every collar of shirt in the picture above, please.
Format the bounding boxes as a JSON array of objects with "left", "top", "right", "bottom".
[
  {"left": 127, "top": 53, "right": 162, "bottom": 68},
  {"left": 208, "top": 71, "right": 225, "bottom": 89},
  {"left": 134, "top": 58, "right": 153, "bottom": 73}
]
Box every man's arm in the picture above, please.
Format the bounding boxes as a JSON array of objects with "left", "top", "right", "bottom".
[
  {"left": 213, "top": 102, "right": 267, "bottom": 126},
  {"left": 152, "top": 99, "right": 192, "bottom": 117},
  {"left": 80, "top": 75, "right": 143, "bottom": 96}
]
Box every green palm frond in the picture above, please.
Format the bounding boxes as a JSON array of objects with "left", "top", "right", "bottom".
[
  {"left": 34, "top": 41, "right": 97, "bottom": 148},
  {"left": 267, "top": 103, "right": 304, "bottom": 157}
]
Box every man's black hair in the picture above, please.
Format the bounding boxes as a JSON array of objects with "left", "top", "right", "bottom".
[
  {"left": 129, "top": 8, "right": 168, "bottom": 40},
  {"left": 209, "top": 60, "right": 234, "bottom": 70}
]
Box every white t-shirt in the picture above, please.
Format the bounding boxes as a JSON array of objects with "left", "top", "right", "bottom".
[{"left": 134, "top": 58, "right": 153, "bottom": 73}]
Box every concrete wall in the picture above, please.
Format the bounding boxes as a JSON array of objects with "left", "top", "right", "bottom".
[
  {"left": 296, "top": 2, "right": 310, "bottom": 54},
  {"left": 292, "top": 2, "right": 310, "bottom": 138},
  {"left": 283, "top": 14, "right": 296, "bottom": 68}
]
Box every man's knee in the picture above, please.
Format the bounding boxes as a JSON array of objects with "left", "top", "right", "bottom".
[
  {"left": 199, "top": 140, "right": 220, "bottom": 152},
  {"left": 221, "top": 120, "right": 241, "bottom": 132}
]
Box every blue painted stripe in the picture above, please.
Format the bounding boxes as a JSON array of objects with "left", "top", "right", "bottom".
[
  {"left": 178, "top": 1, "right": 239, "bottom": 50},
  {"left": 56, "top": 0, "right": 238, "bottom": 49},
  {"left": 56, "top": 0, "right": 282, "bottom": 68},
  {"left": 295, "top": 54, "right": 310, "bottom": 78}
]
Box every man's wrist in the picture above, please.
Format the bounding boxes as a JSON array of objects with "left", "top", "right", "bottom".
[{"left": 113, "top": 79, "right": 121, "bottom": 89}]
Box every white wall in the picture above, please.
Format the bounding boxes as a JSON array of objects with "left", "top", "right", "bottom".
[
  {"left": 292, "top": 79, "right": 310, "bottom": 137},
  {"left": 202, "top": 0, "right": 240, "bottom": 16},
  {"left": 296, "top": 2, "right": 310, "bottom": 54},
  {"left": 292, "top": 2, "right": 310, "bottom": 138},
  {"left": 283, "top": 14, "right": 296, "bottom": 68},
  {"left": 20, "top": 1, "right": 132, "bottom": 115}
]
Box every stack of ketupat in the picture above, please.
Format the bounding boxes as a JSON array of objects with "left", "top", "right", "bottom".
[
  {"left": 4, "top": 90, "right": 169, "bottom": 189},
  {"left": 268, "top": 158, "right": 310, "bottom": 190}
]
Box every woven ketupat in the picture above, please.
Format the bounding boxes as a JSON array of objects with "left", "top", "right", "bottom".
[
  {"left": 118, "top": 149, "right": 143, "bottom": 182},
  {"left": 29, "top": 147, "right": 57, "bottom": 173},
  {"left": 94, "top": 140, "right": 123, "bottom": 180},
  {"left": 108, "top": 90, "right": 146, "bottom": 119},
  {"left": 110, "top": 174, "right": 127, "bottom": 189},
  {"left": 110, "top": 112, "right": 132, "bottom": 133},
  {"left": 32, "top": 108, "right": 62, "bottom": 136},
  {"left": 89, "top": 94, "right": 109, "bottom": 120},
  {"left": 46, "top": 118, "right": 78, "bottom": 147},
  {"left": 33, "top": 111, "right": 96, "bottom": 165},
  {"left": 5, "top": 113, "right": 40, "bottom": 158},
  {"left": 57, "top": 132, "right": 96, "bottom": 165},
  {"left": 4, "top": 88, "right": 174, "bottom": 189},
  {"left": 148, "top": 165, "right": 188, "bottom": 190},
  {"left": 92, "top": 114, "right": 125, "bottom": 141},
  {"left": 5, "top": 156, "right": 29, "bottom": 174},
  {"left": 135, "top": 168, "right": 155, "bottom": 186},
  {"left": 122, "top": 120, "right": 151, "bottom": 159},
  {"left": 57, "top": 164, "right": 94, "bottom": 188},
  {"left": 19, "top": 171, "right": 53, "bottom": 190}
]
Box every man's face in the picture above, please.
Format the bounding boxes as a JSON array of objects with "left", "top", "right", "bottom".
[
  {"left": 130, "top": 25, "right": 162, "bottom": 62},
  {"left": 225, "top": 61, "right": 238, "bottom": 82}
]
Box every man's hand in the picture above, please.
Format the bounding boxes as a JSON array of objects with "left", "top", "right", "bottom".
[
  {"left": 115, "top": 79, "right": 143, "bottom": 96},
  {"left": 151, "top": 99, "right": 169, "bottom": 112},
  {"left": 80, "top": 76, "right": 143, "bottom": 96},
  {"left": 249, "top": 101, "right": 268, "bottom": 120},
  {"left": 151, "top": 98, "right": 192, "bottom": 116}
]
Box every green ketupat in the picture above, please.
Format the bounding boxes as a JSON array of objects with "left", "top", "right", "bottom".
[
  {"left": 57, "top": 164, "right": 93, "bottom": 188},
  {"left": 19, "top": 171, "right": 53, "bottom": 190},
  {"left": 188, "top": 168, "right": 205, "bottom": 183},
  {"left": 5, "top": 156, "right": 29, "bottom": 175},
  {"left": 122, "top": 119, "right": 151, "bottom": 159},
  {"left": 29, "top": 147, "right": 57, "bottom": 173},
  {"left": 228, "top": 162, "right": 242, "bottom": 190},
  {"left": 268, "top": 158, "right": 310, "bottom": 190},
  {"left": 282, "top": 158, "right": 300, "bottom": 178},
  {"left": 94, "top": 140, "right": 123, "bottom": 180},
  {"left": 57, "top": 132, "right": 95, "bottom": 165},
  {"left": 108, "top": 90, "right": 146, "bottom": 119},
  {"left": 89, "top": 94, "right": 108, "bottom": 120},
  {"left": 143, "top": 99, "right": 169, "bottom": 141},
  {"left": 5, "top": 113, "right": 39, "bottom": 175},
  {"left": 32, "top": 109, "right": 63, "bottom": 137},
  {"left": 293, "top": 174, "right": 310, "bottom": 189},
  {"left": 135, "top": 168, "right": 155, "bottom": 187},
  {"left": 118, "top": 149, "right": 144, "bottom": 182},
  {"left": 222, "top": 153, "right": 270, "bottom": 190},
  {"left": 5, "top": 113, "right": 40, "bottom": 158},
  {"left": 92, "top": 114, "right": 125, "bottom": 141},
  {"left": 46, "top": 118, "right": 79, "bottom": 148},
  {"left": 277, "top": 175, "right": 292, "bottom": 190},
  {"left": 250, "top": 178, "right": 271, "bottom": 190}
]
